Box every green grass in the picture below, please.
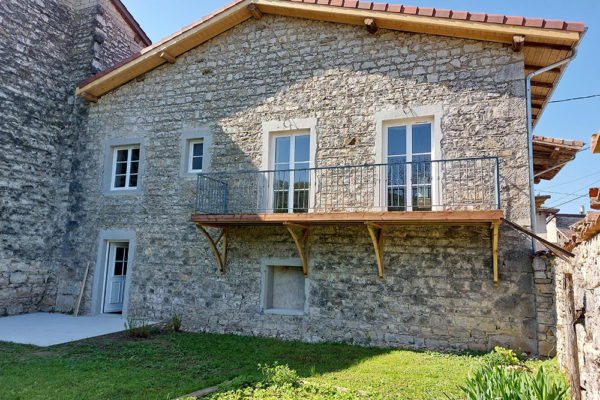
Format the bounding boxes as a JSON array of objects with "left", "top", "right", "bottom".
[{"left": 0, "top": 329, "right": 549, "bottom": 400}]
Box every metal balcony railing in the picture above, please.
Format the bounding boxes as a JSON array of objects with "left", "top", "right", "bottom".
[{"left": 195, "top": 157, "right": 500, "bottom": 215}]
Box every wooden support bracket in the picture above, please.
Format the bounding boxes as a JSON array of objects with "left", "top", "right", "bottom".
[
  {"left": 248, "top": 3, "right": 263, "bottom": 19},
  {"left": 492, "top": 221, "right": 499, "bottom": 286},
  {"left": 159, "top": 50, "right": 176, "bottom": 64},
  {"left": 364, "top": 18, "right": 378, "bottom": 34},
  {"left": 366, "top": 222, "right": 384, "bottom": 282},
  {"left": 512, "top": 35, "right": 525, "bottom": 52},
  {"left": 284, "top": 223, "right": 310, "bottom": 277},
  {"left": 196, "top": 224, "right": 228, "bottom": 274}
]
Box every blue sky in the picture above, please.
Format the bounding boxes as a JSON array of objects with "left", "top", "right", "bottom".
[{"left": 122, "top": 0, "right": 600, "bottom": 214}]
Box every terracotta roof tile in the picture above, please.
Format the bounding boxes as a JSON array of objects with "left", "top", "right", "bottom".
[
  {"left": 433, "top": 9, "right": 451, "bottom": 18},
  {"left": 278, "top": 0, "right": 585, "bottom": 32}
]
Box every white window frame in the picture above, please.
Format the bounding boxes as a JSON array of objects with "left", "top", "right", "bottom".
[
  {"left": 375, "top": 106, "right": 443, "bottom": 211},
  {"left": 110, "top": 145, "right": 140, "bottom": 191},
  {"left": 269, "top": 131, "right": 311, "bottom": 213},
  {"left": 262, "top": 118, "right": 318, "bottom": 213},
  {"left": 383, "top": 119, "right": 434, "bottom": 211},
  {"left": 187, "top": 139, "right": 204, "bottom": 173}
]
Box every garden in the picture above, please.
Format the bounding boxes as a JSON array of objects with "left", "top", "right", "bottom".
[{"left": 0, "top": 324, "right": 568, "bottom": 400}]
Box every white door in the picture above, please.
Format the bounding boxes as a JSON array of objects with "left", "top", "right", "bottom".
[{"left": 103, "top": 242, "right": 129, "bottom": 313}]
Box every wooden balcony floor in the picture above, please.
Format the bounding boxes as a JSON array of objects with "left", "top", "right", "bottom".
[{"left": 191, "top": 210, "right": 504, "bottom": 226}]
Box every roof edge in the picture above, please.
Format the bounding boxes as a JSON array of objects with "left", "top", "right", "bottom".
[
  {"left": 109, "top": 0, "right": 152, "bottom": 46},
  {"left": 77, "top": 0, "right": 585, "bottom": 99}
]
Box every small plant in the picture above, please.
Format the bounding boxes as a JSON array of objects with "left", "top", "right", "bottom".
[
  {"left": 124, "top": 318, "right": 150, "bottom": 338},
  {"left": 458, "top": 365, "right": 568, "bottom": 400},
  {"left": 481, "top": 346, "right": 526, "bottom": 368},
  {"left": 259, "top": 362, "right": 300, "bottom": 387},
  {"left": 170, "top": 312, "right": 182, "bottom": 332}
]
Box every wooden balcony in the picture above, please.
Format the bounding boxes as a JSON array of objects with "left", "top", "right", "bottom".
[{"left": 192, "top": 158, "right": 503, "bottom": 284}]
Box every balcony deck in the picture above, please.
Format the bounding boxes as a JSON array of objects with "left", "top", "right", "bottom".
[
  {"left": 191, "top": 157, "right": 503, "bottom": 284},
  {"left": 191, "top": 210, "right": 504, "bottom": 226}
]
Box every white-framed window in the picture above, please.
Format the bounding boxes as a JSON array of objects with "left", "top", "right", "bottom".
[
  {"left": 263, "top": 265, "right": 306, "bottom": 315},
  {"left": 271, "top": 132, "right": 310, "bottom": 213},
  {"left": 111, "top": 146, "right": 140, "bottom": 190},
  {"left": 384, "top": 120, "right": 433, "bottom": 211},
  {"left": 187, "top": 139, "right": 204, "bottom": 173}
]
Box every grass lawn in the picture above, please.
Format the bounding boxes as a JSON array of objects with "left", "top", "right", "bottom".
[{"left": 0, "top": 328, "right": 551, "bottom": 400}]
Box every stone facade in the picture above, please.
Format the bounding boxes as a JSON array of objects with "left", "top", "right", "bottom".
[
  {"left": 0, "top": 0, "right": 145, "bottom": 315},
  {"left": 533, "top": 255, "right": 557, "bottom": 357},
  {"left": 556, "top": 234, "right": 600, "bottom": 399},
  {"left": 51, "top": 14, "right": 548, "bottom": 353}
]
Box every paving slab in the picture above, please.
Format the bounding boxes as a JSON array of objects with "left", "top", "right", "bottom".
[{"left": 0, "top": 313, "right": 127, "bottom": 346}]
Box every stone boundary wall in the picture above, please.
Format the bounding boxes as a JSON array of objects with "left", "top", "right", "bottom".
[
  {"left": 555, "top": 234, "right": 600, "bottom": 400},
  {"left": 533, "top": 255, "right": 557, "bottom": 357}
]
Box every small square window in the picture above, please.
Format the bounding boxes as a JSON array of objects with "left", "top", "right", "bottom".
[
  {"left": 111, "top": 145, "right": 140, "bottom": 190},
  {"left": 188, "top": 139, "right": 204, "bottom": 173},
  {"left": 264, "top": 265, "right": 306, "bottom": 314}
]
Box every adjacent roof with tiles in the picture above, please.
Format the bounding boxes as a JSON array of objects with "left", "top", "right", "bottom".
[
  {"left": 532, "top": 135, "right": 584, "bottom": 183},
  {"left": 77, "top": 0, "right": 586, "bottom": 125}
]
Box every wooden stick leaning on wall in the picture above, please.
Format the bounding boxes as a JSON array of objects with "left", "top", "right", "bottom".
[
  {"left": 564, "top": 273, "right": 582, "bottom": 400},
  {"left": 74, "top": 262, "right": 90, "bottom": 317}
]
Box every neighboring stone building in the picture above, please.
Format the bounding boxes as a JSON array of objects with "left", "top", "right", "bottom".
[
  {"left": 0, "top": 0, "right": 587, "bottom": 355},
  {"left": 0, "top": 0, "right": 149, "bottom": 315},
  {"left": 555, "top": 213, "right": 600, "bottom": 399}
]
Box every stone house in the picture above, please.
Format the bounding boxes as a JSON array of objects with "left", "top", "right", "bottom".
[{"left": 0, "top": 0, "right": 587, "bottom": 355}]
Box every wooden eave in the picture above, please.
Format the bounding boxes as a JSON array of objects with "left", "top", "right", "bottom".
[
  {"left": 532, "top": 135, "right": 584, "bottom": 183},
  {"left": 77, "top": 0, "right": 584, "bottom": 124}
]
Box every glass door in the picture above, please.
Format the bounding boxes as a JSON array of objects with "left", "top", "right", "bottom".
[
  {"left": 272, "top": 134, "right": 310, "bottom": 213},
  {"left": 387, "top": 122, "right": 432, "bottom": 211}
]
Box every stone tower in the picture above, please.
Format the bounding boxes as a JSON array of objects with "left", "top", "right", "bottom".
[{"left": 0, "top": 0, "right": 150, "bottom": 315}]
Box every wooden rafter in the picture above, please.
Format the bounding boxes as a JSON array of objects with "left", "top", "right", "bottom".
[
  {"left": 492, "top": 221, "right": 499, "bottom": 286},
  {"left": 512, "top": 35, "right": 524, "bottom": 52},
  {"left": 284, "top": 222, "right": 310, "bottom": 277},
  {"left": 364, "top": 18, "right": 378, "bottom": 34},
  {"left": 159, "top": 50, "right": 176, "bottom": 64},
  {"left": 80, "top": 92, "right": 98, "bottom": 103},
  {"left": 196, "top": 223, "right": 228, "bottom": 274},
  {"left": 366, "top": 222, "right": 385, "bottom": 282},
  {"left": 248, "top": 3, "right": 263, "bottom": 19}
]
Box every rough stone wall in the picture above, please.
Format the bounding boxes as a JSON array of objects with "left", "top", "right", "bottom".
[
  {"left": 0, "top": 0, "right": 146, "bottom": 315},
  {"left": 556, "top": 235, "right": 600, "bottom": 399},
  {"left": 533, "top": 256, "right": 557, "bottom": 357},
  {"left": 93, "top": 0, "right": 146, "bottom": 72},
  {"left": 0, "top": 0, "right": 76, "bottom": 315},
  {"left": 62, "top": 15, "right": 542, "bottom": 352}
]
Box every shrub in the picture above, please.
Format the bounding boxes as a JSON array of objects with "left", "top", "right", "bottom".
[
  {"left": 481, "top": 346, "right": 526, "bottom": 368},
  {"left": 170, "top": 312, "right": 182, "bottom": 332},
  {"left": 459, "top": 366, "right": 568, "bottom": 400},
  {"left": 259, "top": 363, "right": 300, "bottom": 387},
  {"left": 124, "top": 318, "right": 150, "bottom": 338}
]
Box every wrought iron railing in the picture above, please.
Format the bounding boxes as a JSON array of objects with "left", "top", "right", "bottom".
[{"left": 195, "top": 157, "right": 500, "bottom": 215}]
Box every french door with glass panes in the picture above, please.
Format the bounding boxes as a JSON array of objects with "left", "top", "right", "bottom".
[
  {"left": 103, "top": 242, "right": 129, "bottom": 313},
  {"left": 386, "top": 122, "right": 433, "bottom": 211},
  {"left": 271, "top": 133, "right": 310, "bottom": 213}
]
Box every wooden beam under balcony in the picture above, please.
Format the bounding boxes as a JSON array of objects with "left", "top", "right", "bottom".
[{"left": 191, "top": 210, "right": 504, "bottom": 226}]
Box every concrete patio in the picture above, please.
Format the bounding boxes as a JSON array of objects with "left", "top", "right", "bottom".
[{"left": 0, "top": 313, "right": 127, "bottom": 346}]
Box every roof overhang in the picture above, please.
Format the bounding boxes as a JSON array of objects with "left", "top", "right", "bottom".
[
  {"left": 77, "top": 0, "right": 585, "bottom": 123},
  {"left": 532, "top": 135, "right": 584, "bottom": 183}
]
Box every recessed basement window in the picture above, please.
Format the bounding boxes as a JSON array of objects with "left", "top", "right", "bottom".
[{"left": 264, "top": 265, "right": 306, "bottom": 315}]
